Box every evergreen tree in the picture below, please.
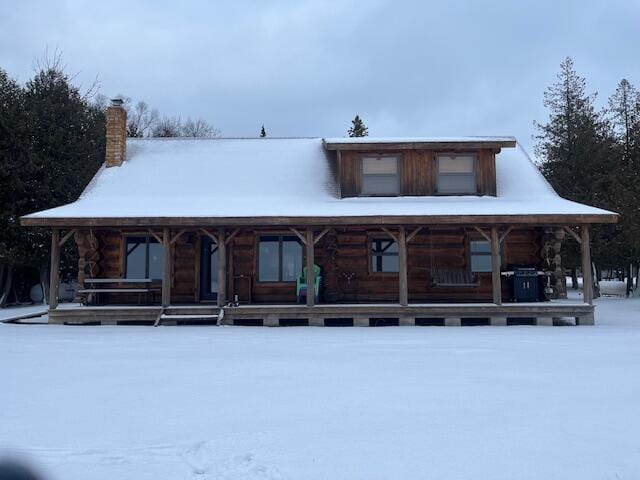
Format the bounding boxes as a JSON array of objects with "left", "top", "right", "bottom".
[
  {"left": 260, "top": 125, "right": 266, "bottom": 137},
  {"left": 606, "top": 79, "right": 640, "bottom": 292},
  {"left": 0, "top": 64, "right": 105, "bottom": 298},
  {"left": 348, "top": 115, "right": 368, "bottom": 137},
  {"left": 535, "top": 57, "right": 618, "bottom": 279}
]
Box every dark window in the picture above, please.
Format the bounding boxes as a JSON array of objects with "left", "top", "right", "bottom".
[
  {"left": 370, "top": 238, "right": 399, "bottom": 273},
  {"left": 470, "top": 240, "right": 492, "bottom": 273},
  {"left": 258, "top": 235, "right": 303, "bottom": 282},
  {"left": 125, "top": 236, "right": 164, "bottom": 279},
  {"left": 361, "top": 156, "right": 400, "bottom": 195},
  {"left": 436, "top": 155, "right": 477, "bottom": 194}
]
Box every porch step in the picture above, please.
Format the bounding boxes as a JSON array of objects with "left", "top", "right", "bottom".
[
  {"left": 160, "top": 314, "right": 219, "bottom": 320},
  {"left": 156, "top": 307, "right": 223, "bottom": 326}
]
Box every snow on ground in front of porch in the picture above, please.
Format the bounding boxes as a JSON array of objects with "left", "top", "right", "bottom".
[{"left": 1, "top": 294, "right": 639, "bottom": 480}]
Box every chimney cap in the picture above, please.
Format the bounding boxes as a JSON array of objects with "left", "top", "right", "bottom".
[{"left": 110, "top": 98, "right": 124, "bottom": 107}]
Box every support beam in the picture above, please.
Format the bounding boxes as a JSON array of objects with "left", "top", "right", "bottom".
[
  {"left": 491, "top": 226, "right": 502, "bottom": 305},
  {"left": 399, "top": 226, "right": 408, "bottom": 306},
  {"left": 200, "top": 228, "right": 218, "bottom": 244},
  {"left": 474, "top": 226, "right": 491, "bottom": 242},
  {"left": 381, "top": 227, "right": 398, "bottom": 243},
  {"left": 313, "top": 228, "right": 330, "bottom": 245},
  {"left": 59, "top": 228, "right": 77, "bottom": 247},
  {"left": 499, "top": 226, "right": 513, "bottom": 245},
  {"left": 406, "top": 226, "right": 423, "bottom": 243},
  {"left": 289, "top": 227, "right": 306, "bottom": 245},
  {"left": 305, "top": 228, "right": 315, "bottom": 306},
  {"left": 581, "top": 225, "right": 593, "bottom": 305},
  {"left": 49, "top": 228, "right": 60, "bottom": 310},
  {"left": 147, "top": 229, "right": 163, "bottom": 244},
  {"left": 217, "top": 229, "right": 227, "bottom": 307},
  {"left": 225, "top": 228, "right": 241, "bottom": 245},
  {"left": 170, "top": 229, "right": 187, "bottom": 245},
  {"left": 563, "top": 226, "right": 582, "bottom": 244},
  {"left": 162, "top": 228, "right": 171, "bottom": 307}
]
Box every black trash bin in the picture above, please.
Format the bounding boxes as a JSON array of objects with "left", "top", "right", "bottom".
[{"left": 512, "top": 267, "right": 539, "bottom": 302}]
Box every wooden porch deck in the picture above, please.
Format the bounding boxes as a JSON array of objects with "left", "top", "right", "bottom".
[{"left": 49, "top": 301, "right": 595, "bottom": 326}]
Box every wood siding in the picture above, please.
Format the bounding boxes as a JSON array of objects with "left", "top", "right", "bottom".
[
  {"left": 338, "top": 148, "right": 497, "bottom": 198},
  {"left": 80, "top": 226, "right": 543, "bottom": 305}
]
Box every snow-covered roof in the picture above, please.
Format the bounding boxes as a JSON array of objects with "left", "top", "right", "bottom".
[{"left": 22, "top": 137, "right": 617, "bottom": 225}]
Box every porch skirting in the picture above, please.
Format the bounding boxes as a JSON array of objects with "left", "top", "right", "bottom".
[{"left": 49, "top": 302, "right": 595, "bottom": 327}]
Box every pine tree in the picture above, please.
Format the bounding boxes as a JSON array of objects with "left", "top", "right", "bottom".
[
  {"left": 606, "top": 79, "right": 640, "bottom": 292},
  {"left": 348, "top": 115, "right": 368, "bottom": 137},
  {"left": 535, "top": 57, "right": 618, "bottom": 281},
  {"left": 0, "top": 64, "right": 105, "bottom": 299},
  {"left": 260, "top": 125, "right": 266, "bottom": 137}
]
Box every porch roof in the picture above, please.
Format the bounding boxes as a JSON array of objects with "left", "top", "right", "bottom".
[{"left": 21, "top": 137, "right": 617, "bottom": 227}]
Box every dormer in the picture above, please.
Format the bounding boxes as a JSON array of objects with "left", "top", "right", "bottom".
[{"left": 323, "top": 137, "right": 517, "bottom": 198}]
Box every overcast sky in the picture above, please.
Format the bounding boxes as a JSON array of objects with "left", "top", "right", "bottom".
[{"left": 1, "top": 0, "right": 639, "bottom": 154}]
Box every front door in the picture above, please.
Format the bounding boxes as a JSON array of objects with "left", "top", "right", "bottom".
[{"left": 200, "top": 237, "right": 219, "bottom": 301}]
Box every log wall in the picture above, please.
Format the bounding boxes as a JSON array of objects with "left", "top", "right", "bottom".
[{"left": 80, "top": 227, "right": 543, "bottom": 305}]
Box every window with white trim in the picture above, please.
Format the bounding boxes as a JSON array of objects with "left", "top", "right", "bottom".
[
  {"left": 361, "top": 156, "right": 400, "bottom": 195},
  {"left": 436, "top": 154, "right": 477, "bottom": 194}
]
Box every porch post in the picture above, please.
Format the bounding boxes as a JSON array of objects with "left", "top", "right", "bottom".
[
  {"left": 305, "top": 228, "right": 315, "bottom": 306},
  {"left": 162, "top": 228, "right": 171, "bottom": 307},
  {"left": 490, "top": 226, "right": 502, "bottom": 305},
  {"left": 49, "top": 228, "right": 60, "bottom": 310},
  {"left": 580, "top": 225, "right": 593, "bottom": 305},
  {"left": 217, "top": 229, "right": 226, "bottom": 307},
  {"left": 398, "top": 226, "right": 408, "bottom": 306}
]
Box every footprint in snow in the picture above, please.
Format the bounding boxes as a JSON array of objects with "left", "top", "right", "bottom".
[{"left": 183, "top": 441, "right": 283, "bottom": 480}]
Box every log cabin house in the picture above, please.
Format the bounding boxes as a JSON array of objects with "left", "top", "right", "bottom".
[{"left": 21, "top": 99, "right": 618, "bottom": 326}]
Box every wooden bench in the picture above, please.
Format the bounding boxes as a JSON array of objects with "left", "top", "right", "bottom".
[
  {"left": 78, "top": 279, "right": 160, "bottom": 305},
  {"left": 430, "top": 268, "right": 479, "bottom": 287}
]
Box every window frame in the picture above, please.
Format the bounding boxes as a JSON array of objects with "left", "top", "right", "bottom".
[
  {"left": 435, "top": 153, "right": 479, "bottom": 195},
  {"left": 368, "top": 236, "right": 400, "bottom": 275},
  {"left": 123, "top": 235, "right": 164, "bottom": 280},
  {"left": 257, "top": 234, "right": 303, "bottom": 283},
  {"left": 465, "top": 233, "right": 506, "bottom": 274},
  {"left": 359, "top": 153, "right": 402, "bottom": 197}
]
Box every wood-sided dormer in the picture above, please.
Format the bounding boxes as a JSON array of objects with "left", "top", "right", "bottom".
[{"left": 323, "top": 137, "right": 517, "bottom": 198}]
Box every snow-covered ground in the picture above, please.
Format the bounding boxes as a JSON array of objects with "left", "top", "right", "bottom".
[
  {"left": 1, "top": 293, "right": 639, "bottom": 480},
  {"left": 0, "top": 304, "right": 47, "bottom": 323}
]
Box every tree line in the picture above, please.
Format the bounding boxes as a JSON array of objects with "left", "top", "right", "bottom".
[
  {"left": 536, "top": 57, "right": 640, "bottom": 295},
  {"left": 107, "top": 95, "right": 219, "bottom": 138}
]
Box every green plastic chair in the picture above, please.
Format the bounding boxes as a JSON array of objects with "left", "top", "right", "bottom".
[{"left": 297, "top": 264, "right": 321, "bottom": 303}]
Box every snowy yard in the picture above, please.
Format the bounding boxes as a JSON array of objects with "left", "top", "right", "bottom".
[{"left": 1, "top": 294, "right": 639, "bottom": 480}]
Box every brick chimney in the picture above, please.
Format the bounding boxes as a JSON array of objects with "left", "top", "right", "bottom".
[{"left": 105, "top": 98, "right": 127, "bottom": 167}]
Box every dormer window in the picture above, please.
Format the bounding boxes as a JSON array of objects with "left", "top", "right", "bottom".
[
  {"left": 361, "top": 155, "right": 400, "bottom": 196},
  {"left": 436, "top": 154, "right": 477, "bottom": 194}
]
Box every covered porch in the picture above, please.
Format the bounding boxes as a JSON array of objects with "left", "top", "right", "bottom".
[
  {"left": 42, "top": 217, "right": 599, "bottom": 326},
  {"left": 48, "top": 301, "right": 595, "bottom": 326}
]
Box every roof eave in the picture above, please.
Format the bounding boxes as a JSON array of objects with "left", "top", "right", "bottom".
[
  {"left": 20, "top": 213, "right": 619, "bottom": 228},
  {"left": 323, "top": 140, "right": 517, "bottom": 151}
]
